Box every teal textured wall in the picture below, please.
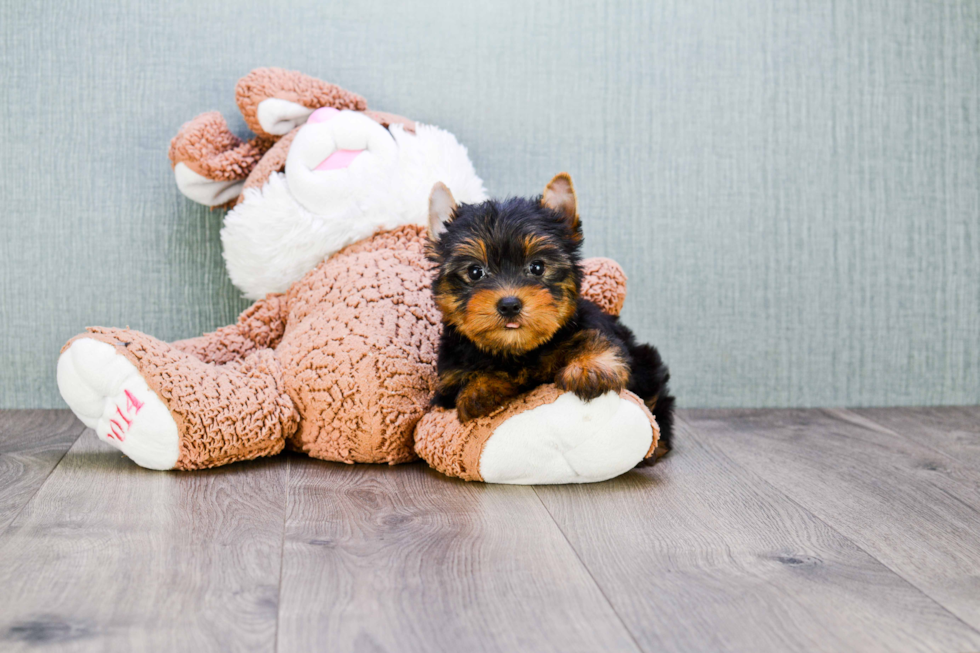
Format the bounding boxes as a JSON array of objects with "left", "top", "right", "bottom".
[{"left": 1, "top": 0, "right": 978, "bottom": 408}]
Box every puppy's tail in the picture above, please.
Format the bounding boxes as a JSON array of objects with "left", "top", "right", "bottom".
[{"left": 628, "top": 343, "right": 675, "bottom": 458}]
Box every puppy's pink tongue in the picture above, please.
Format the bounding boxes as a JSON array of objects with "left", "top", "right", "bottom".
[{"left": 506, "top": 323, "right": 520, "bottom": 329}]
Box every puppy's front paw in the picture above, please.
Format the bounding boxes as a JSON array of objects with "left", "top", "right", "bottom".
[
  {"left": 456, "top": 387, "right": 503, "bottom": 423},
  {"left": 556, "top": 359, "right": 628, "bottom": 401},
  {"left": 455, "top": 374, "right": 518, "bottom": 423}
]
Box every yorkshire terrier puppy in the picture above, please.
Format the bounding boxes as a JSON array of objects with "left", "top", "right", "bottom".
[{"left": 426, "top": 173, "right": 674, "bottom": 453}]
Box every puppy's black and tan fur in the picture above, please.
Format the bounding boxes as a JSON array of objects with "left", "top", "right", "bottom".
[{"left": 426, "top": 173, "right": 674, "bottom": 454}]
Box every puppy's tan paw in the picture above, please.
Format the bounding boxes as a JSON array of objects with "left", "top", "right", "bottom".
[
  {"left": 455, "top": 373, "right": 518, "bottom": 422},
  {"left": 556, "top": 357, "right": 628, "bottom": 401},
  {"left": 456, "top": 391, "right": 498, "bottom": 423}
]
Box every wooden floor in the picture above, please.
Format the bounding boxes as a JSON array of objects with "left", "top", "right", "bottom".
[{"left": 1, "top": 408, "right": 979, "bottom": 652}]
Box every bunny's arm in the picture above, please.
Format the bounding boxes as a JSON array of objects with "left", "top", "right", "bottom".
[
  {"left": 580, "top": 257, "right": 627, "bottom": 316},
  {"left": 172, "top": 294, "right": 289, "bottom": 365}
]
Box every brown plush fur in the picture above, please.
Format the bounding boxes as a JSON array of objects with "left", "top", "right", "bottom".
[{"left": 64, "top": 226, "right": 641, "bottom": 472}]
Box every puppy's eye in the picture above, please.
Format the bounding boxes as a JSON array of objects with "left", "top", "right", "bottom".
[
  {"left": 528, "top": 260, "right": 545, "bottom": 276},
  {"left": 466, "top": 264, "right": 485, "bottom": 281}
]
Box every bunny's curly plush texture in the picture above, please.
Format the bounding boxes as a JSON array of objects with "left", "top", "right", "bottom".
[
  {"left": 274, "top": 226, "right": 440, "bottom": 464},
  {"left": 60, "top": 226, "right": 649, "bottom": 472},
  {"left": 167, "top": 111, "right": 273, "bottom": 182},
  {"left": 579, "top": 257, "right": 629, "bottom": 316},
  {"left": 61, "top": 328, "right": 298, "bottom": 470}
]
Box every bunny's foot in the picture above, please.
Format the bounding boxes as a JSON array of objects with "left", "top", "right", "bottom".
[
  {"left": 57, "top": 337, "right": 179, "bottom": 470},
  {"left": 415, "top": 385, "right": 658, "bottom": 485}
]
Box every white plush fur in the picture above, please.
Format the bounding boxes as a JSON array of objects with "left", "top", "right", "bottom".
[
  {"left": 222, "top": 115, "right": 487, "bottom": 299},
  {"left": 479, "top": 392, "right": 654, "bottom": 484},
  {"left": 57, "top": 339, "right": 179, "bottom": 470}
]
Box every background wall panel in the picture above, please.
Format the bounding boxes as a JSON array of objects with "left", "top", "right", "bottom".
[{"left": 1, "top": 0, "right": 977, "bottom": 408}]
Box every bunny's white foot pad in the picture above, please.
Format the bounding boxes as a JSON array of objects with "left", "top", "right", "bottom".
[
  {"left": 57, "top": 338, "right": 179, "bottom": 470},
  {"left": 479, "top": 391, "right": 653, "bottom": 484}
]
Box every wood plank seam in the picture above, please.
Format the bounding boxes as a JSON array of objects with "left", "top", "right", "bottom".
[
  {"left": 678, "top": 411, "right": 980, "bottom": 642},
  {"left": 530, "top": 487, "right": 645, "bottom": 653},
  {"left": 274, "top": 459, "right": 643, "bottom": 651},
  {"left": 0, "top": 420, "right": 86, "bottom": 539},
  {"left": 531, "top": 414, "right": 980, "bottom": 651},
  {"left": 273, "top": 454, "right": 291, "bottom": 653},
  {"left": 830, "top": 408, "right": 975, "bottom": 471},
  {"left": 0, "top": 427, "right": 289, "bottom": 650}
]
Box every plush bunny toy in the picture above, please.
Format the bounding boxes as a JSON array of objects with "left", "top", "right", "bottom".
[{"left": 56, "top": 68, "right": 660, "bottom": 484}]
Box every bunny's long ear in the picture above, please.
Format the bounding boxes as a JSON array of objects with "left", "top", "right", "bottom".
[
  {"left": 235, "top": 67, "right": 367, "bottom": 139},
  {"left": 169, "top": 69, "right": 369, "bottom": 207},
  {"left": 168, "top": 111, "right": 272, "bottom": 207}
]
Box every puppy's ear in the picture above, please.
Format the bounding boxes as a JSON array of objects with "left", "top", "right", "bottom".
[
  {"left": 542, "top": 172, "right": 581, "bottom": 240},
  {"left": 428, "top": 182, "right": 457, "bottom": 242}
]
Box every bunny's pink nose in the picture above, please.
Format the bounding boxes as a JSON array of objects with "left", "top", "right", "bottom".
[{"left": 307, "top": 107, "right": 340, "bottom": 124}]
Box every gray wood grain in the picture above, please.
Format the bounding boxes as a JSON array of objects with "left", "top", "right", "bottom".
[
  {"left": 5, "top": 409, "right": 980, "bottom": 653},
  {"left": 849, "top": 406, "right": 980, "bottom": 470},
  {"left": 533, "top": 417, "right": 980, "bottom": 653},
  {"left": 683, "top": 407, "right": 980, "bottom": 635},
  {"left": 0, "top": 410, "right": 83, "bottom": 534},
  {"left": 0, "top": 429, "right": 287, "bottom": 652},
  {"left": 276, "top": 456, "right": 640, "bottom": 653}
]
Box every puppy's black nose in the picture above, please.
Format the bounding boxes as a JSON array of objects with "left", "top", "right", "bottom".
[{"left": 496, "top": 296, "right": 523, "bottom": 317}]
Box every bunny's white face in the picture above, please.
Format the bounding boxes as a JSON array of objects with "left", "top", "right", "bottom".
[
  {"left": 219, "top": 107, "right": 487, "bottom": 300},
  {"left": 285, "top": 108, "right": 400, "bottom": 215}
]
